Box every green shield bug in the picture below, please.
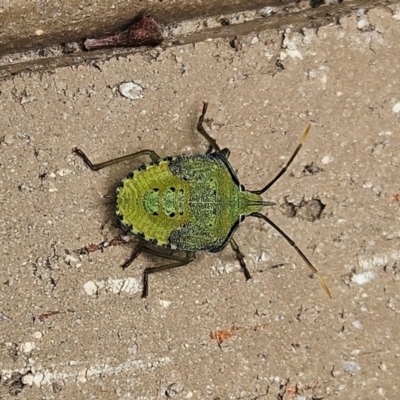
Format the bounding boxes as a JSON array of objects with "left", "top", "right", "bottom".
[{"left": 74, "top": 103, "right": 331, "bottom": 298}]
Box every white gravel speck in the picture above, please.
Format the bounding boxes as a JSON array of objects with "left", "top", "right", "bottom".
[
  {"left": 160, "top": 300, "right": 172, "bottom": 308},
  {"left": 358, "top": 254, "right": 388, "bottom": 269},
  {"left": 392, "top": 102, "right": 400, "bottom": 113},
  {"left": 321, "top": 155, "right": 333, "bottom": 164},
  {"left": 84, "top": 281, "right": 98, "bottom": 296},
  {"left": 84, "top": 278, "right": 140, "bottom": 295},
  {"left": 21, "top": 373, "right": 34, "bottom": 386},
  {"left": 286, "top": 50, "right": 303, "bottom": 60},
  {"left": 33, "top": 373, "right": 44, "bottom": 387},
  {"left": 20, "top": 341, "right": 35, "bottom": 353},
  {"left": 77, "top": 369, "right": 87, "bottom": 383},
  {"left": 258, "top": 6, "right": 274, "bottom": 16},
  {"left": 393, "top": 12, "right": 400, "bottom": 20},
  {"left": 56, "top": 168, "right": 72, "bottom": 177},
  {"left": 351, "top": 271, "right": 374, "bottom": 284},
  {"left": 251, "top": 36, "right": 259, "bottom": 45},
  {"left": 352, "top": 320, "right": 363, "bottom": 329},
  {"left": 119, "top": 82, "right": 143, "bottom": 100},
  {"left": 32, "top": 331, "right": 43, "bottom": 340},
  {"left": 357, "top": 19, "right": 370, "bottom": 31},
  {"left": 343, "top": 361, "right": 361, "bottom": 375}
]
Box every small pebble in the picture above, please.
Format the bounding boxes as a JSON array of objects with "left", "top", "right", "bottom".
[
  {"left": 251, "top": 36, "right": 259, "bottom": 45},
  {"left": 20, "top": 342, "right": 35, "bottom": 353},
  {"left": 357, "top": 19, "right": 370, "bottom": 31},
  {"left": 160, "top": 300, "right": 172, "bottom": 308},
  {"left": 321, "top": 155, "right": 333, "bottom": 164},
  {"left": 119, "top": 82, "right": 143, "bottom": 100},
  {"left": 21, "top": 373, "right": 34, "bottom": 386},
  {"left": 343, "top": 361, "right": 361, "bottom": 375},
  {"left": 351, "top": 271, "right": 374, "bottom": 284},
  {"left": 392, "top": 102, "right": 400, "bottom": 113},
  {"left": 84, "top": 281, "right": 98, "bottom": 296}
]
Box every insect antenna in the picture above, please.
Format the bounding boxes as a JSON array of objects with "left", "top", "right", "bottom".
[
  {"left": 250, "top": 125, "right": 311, "bottom": 195},
  {"left": 247, "top": 200, "right": 276, "bottom": 207},
  {"left": 250, "top": 212, "right": 332, "bottom": 298}
]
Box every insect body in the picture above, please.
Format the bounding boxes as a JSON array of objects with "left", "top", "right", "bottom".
[
  {"left": 74, "top": 103, "right": 331, "bottom": 298},
  {"left": 117, "top": 153, "right": 263, "bottom": 252}
]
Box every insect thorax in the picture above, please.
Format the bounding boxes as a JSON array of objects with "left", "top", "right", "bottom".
[{"left": 116, "top": 154, "right": 263, "bottom": 252}]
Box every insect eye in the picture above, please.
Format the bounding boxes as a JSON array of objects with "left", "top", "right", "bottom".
[
  {"left": 240, "top": 184, "right": 245, "bottom": 191},
  {"left": 239, "top": 215, "right": 245, "bottom": 223}
]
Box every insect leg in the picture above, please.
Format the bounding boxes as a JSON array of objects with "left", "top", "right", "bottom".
[
  {"left": 73, "top": 148, "right": 161, "bottom": 171},
  {"left": 197, "top": 103, "right": 231, "bottom": 158},
  {"left": 197, "top": 102, "right": 222, "bottom": 153},
  {"left": 122, "top": 243, "right": 195, "bottom": 297},
  {"left": 120, "top": 242, "right": 144, "bottom": 270},
  {"left": 229, "top": 238, "right": 252, "bottom": 280}
]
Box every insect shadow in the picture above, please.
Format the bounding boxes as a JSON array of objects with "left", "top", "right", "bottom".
[{"left": 74, "top": 103, "right": 331, "bottom": 298}]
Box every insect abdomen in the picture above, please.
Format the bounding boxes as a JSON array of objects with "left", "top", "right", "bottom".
[{"left": 116, "top": 159, "right": 191, "bottom": 246}]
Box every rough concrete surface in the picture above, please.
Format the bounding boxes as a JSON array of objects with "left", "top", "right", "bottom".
[
  {"left": 0, "top": 0, "right": 276, "bottom": 54},
  {"left": 1, "top": 5, "right": 400, "bottom": 400},
  {"left": 3, "top": 0, "right": 379, "bottom": 78}
]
